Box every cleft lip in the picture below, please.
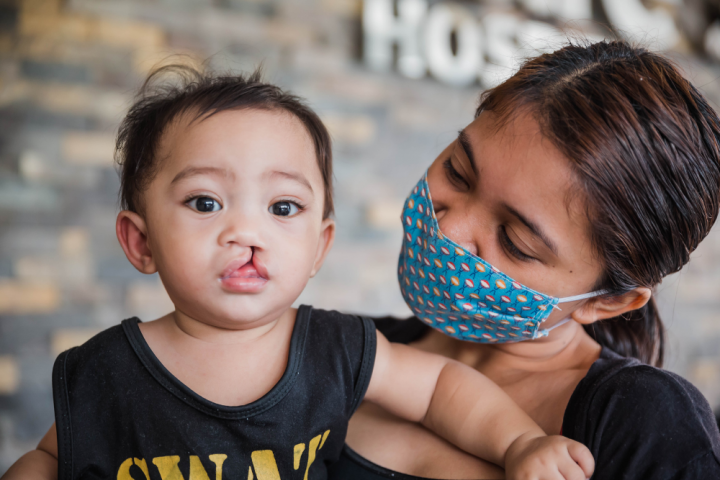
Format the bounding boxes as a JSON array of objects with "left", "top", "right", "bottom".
[
  {"left": 220, "top": 257, "right": 250, "bottom": 279},
  {"left": 220, "top": 250, "right": 269, "bottom": 280}
]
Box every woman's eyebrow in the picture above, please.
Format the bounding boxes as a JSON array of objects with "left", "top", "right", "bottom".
[
  {"left": 457, "top": 130, "right": 479, "bottom": 176},
  {"left": 504, "top": 204, "right": 559, "bottom": 256}
]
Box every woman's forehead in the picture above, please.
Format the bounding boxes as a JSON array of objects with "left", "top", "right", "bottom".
[{"left": 465, "top": 111, "right": 572, "bottom": 187}]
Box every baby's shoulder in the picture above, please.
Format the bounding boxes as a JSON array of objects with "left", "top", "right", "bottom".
[
  {"left": 301, "top": 306, "right": 376, "bottom": 373},
  {"left": 53, "top": 319, "right": 140, "bottom": 379},
  {"left": 305, "top": 306, "right": 365, "bottom": 322},
  {"left": 303, "top": 306, "right": 371, "bottom": 337}
]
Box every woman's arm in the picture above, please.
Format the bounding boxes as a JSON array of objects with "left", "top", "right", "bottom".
[
  {"left": 364, "top": 331, "right": 594, "bottom": 480},
  {"left": 1, "top": 424, "right": 58, "bottom": 480}
]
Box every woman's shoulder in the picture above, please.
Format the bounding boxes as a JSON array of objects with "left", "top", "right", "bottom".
[
  {"left": 568, "top": 348, "right": 714, "bottom": 420},
  {"left": 564, "top": 347, "right": 720, "bottom": 479}
]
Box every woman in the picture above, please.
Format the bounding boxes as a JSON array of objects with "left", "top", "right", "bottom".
[{"left": 329, "top": 41, "right": 720, "bottom": 479}]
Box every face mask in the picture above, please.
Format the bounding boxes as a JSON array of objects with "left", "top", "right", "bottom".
[{"left": 398, "top": 172, "right": 607, "bottom": 343}]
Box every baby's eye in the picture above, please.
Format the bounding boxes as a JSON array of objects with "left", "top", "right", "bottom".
[
  {"left": 188, "top": 196, "right": 222, "bottom": 213},
  {"left": 270, "top": 201, "right": 300, "bottom": 217}
]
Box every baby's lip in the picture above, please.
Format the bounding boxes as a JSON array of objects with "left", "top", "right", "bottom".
[{"left": 220, "top": 252, "right": 269, "bottom": 280}]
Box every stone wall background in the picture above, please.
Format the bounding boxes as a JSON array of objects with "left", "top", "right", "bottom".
[{"left": 0, "top": 0, "right": 719, "bottom": 471}]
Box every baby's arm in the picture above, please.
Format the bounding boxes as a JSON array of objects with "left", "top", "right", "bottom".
[
  {"left": 364, "top": 331, "right": 594, "bottom": 480},
  {"left": 1, "top": 424, "right": 58, "bottom": 480}
]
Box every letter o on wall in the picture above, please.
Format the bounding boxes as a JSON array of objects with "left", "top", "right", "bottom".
[{"left": 425, "top": 3, "right": 483, "bottom": 87}]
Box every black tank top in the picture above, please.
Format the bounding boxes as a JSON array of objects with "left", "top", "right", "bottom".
[
  {"left": 328, "top": 316, "right": 720, "bottom": 480},
  {"left": 52, "top": 305, "right": 376, "bottom": 480}
]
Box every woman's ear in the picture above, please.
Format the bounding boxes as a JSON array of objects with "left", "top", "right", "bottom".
[
  {"left": 310, "top": 218, "right": 336, "bottom": 278},
  {"left": 116, "top": 211, "right": 157, "bottom": 274},
  {"left": 571, "top": 287, "right": 652, "bottom": 325}
]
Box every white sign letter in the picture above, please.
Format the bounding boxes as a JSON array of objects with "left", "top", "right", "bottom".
[
  {"left": 480, "top": 13, "right": 520, "bottom": 88},
  {"left": 363, "top": 0, "right": 428, "bottom": 78},
  {"left": 602, "top": 0, "right": 679, "bottom": 50},
  {"left": 424, "top": 3, "right": 482, "bottom": 86},
  {"left": 521, "top": 0, "right": 592, "bottom": 20},
  {"left": 706, "top": 21, "right": 720, "bottom": 62}
]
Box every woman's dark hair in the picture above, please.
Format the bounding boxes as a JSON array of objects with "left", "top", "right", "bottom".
[
  {"left": 116, "top": 65, "right": 334, "bottom": 218},
  {"left": 478, "top": 41, "right": 720, "bottom": 367}
]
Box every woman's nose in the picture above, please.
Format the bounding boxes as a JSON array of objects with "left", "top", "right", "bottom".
[
  {"left": 458, "top": 240, "right": 478, "bottom": 256},
  {"left": 436, "top": 208, "right": 483, "bottom": 258}
]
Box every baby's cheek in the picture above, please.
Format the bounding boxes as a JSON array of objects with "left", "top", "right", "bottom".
[
  {"left": 157, "top": 245, "right": 210, "bottom": 296},
  {"left": 272, "top": 234, "right": 320, "bottom": 283}
]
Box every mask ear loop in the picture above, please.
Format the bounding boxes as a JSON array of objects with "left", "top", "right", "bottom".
[
  {"left": 536, "top": 317, "right": 574, "bottom": 338},
  {"left": 552, "top": 289, "right": 610, "bottom": 311}
]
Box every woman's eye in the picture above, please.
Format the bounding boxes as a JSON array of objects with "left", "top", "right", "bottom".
[
  {"left": 499, "top": 226, "right": 535, "bottom": 262},
  {"left": 189, "top": 196, "right": 221, "bottom": 213},
  {"left": 270, "top": 201, "right": 300, "bottom": 217},
  {"left": 443, "top": 158, "right": 470, "bottom": 190}
]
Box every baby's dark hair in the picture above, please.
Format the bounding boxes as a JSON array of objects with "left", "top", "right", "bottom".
[{"left": 115, "top": 65, "right": 334, "bottom": 218}]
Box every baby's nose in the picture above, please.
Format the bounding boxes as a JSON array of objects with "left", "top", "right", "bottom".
[{"left": 218, "top": 214, "right": 265, "bottom": 249}]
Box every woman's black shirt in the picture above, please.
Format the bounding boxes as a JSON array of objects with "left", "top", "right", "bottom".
[{"left": 328, "top": 317, "right": 720, "bottom": 480}]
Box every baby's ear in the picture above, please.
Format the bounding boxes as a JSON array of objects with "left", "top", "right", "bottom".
[
  {"left": 571, "top": 287, "right": 652, "bottom": 325},
  {"left": 116, "top": 211, "right": 157, "bottom": 274},
  {"left": 310, "top": 218, "right": 336, "bottom": 278}
]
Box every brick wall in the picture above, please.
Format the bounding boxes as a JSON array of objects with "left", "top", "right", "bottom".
[{"left": 1, "top": 0, "right": 719, "bottom": 471}]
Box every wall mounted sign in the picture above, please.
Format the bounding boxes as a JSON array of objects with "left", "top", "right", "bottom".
[{"left": 363, "top": 0, "right": 716, "bottom": 87}]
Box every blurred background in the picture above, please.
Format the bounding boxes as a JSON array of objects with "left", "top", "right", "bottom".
[{"left": 1, "top": 0, "right": 720, "bottom": 471}]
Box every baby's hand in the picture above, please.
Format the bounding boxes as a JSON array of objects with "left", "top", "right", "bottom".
[{"left": 504, "top": 433, "right": 594, "bottom": 480}]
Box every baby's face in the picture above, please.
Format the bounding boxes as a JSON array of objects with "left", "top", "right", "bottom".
[{"left": 135, "top": 108, "right": 332, "bottom": 329}]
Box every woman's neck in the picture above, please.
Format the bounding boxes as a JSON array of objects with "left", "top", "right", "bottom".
[{"left": 414, "top": 320, "right": 602, "bottom": 376}]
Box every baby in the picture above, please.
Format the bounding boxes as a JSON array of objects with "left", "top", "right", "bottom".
[{"left": 3, "top": 67, "right": 593, "bottom": 480}]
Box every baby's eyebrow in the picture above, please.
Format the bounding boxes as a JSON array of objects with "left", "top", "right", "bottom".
[
  {"left": 269, "top": 170, "right": 314, "bottom": 194},
  {"left": 171, "top": 166, "right": 235, "bottom": 184}
]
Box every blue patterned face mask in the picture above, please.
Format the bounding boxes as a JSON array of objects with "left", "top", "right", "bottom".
[{"left": 398, "top": 172, "right": 607, "bottom": 343}]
